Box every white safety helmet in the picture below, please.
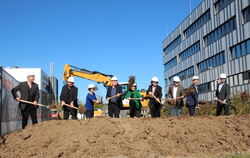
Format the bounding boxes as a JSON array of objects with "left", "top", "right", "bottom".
[
  {"left": 220, "top": 73, "right": 227, "bottom": 79},
  {"left": 192, "top": 76, "right": 199, "bottom": 80},
  {"left": 88, "top": 84, "right": 96, "bottom": 89},
  {"left": 151, "top": 76, "right": 159, "bottom": 82},
  {"left": 173, "top": 76, "right": 181, "bottom": 82},
  {"left": 27, "top": 73, "right": 35, "bottom": 77},
  {"left": 111, "top": 76, "right": 118, "bottom": 81},
  {"left": 67, "top": 77, "right": 75, "bottom": 83}
]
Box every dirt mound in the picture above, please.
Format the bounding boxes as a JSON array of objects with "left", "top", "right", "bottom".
[{"left": 0, "top": 115, "right": 250, "bottom": 158}]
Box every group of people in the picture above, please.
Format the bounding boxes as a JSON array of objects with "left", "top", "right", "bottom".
[
  {"left": 167, "top": 73, "right": 230, "bottom": 117},
  {"left": 11, "top": 72, "right": 231, "bottom": 129}
]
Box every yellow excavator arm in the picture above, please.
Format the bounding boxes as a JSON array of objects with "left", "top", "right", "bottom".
[
  {"left": 63, "top": 64, "right": 113, "bottom": 87},
  {"left": 63, "top": 64, "right": 149, "bottom": 109}
]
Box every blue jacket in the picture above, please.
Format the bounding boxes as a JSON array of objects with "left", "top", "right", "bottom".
[{"left": 186, "top": 84, "right": 199, "bottom": 107}]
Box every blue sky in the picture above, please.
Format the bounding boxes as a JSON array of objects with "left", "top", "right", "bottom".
[{"left": 0, "top": 0, "right": 203, "bottom": 103}]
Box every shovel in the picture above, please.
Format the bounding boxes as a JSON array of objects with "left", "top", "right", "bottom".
[
  {"left": 149, "top": 93, "right": 162, "bottom": 104},
  {"left": 213, "top": 98, "right": 226, "bottom": 104},
  {"left": 19, "top": 99, "right": 50, "bottom": 109}
]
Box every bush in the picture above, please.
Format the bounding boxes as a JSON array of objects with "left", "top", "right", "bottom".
[{"left": 230, "top": 91, "right": 250, "bottom": 115}]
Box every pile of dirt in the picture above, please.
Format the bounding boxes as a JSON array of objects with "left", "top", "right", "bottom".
[{"left": 0, "top": 115, "right": 250, "bottom": 158}]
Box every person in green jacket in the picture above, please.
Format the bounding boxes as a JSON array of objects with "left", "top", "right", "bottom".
[{"left": 124, "top": 83, "right": 143, "bottom": 118}]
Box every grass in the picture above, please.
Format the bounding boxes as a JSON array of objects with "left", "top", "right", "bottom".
[{"left": 223, "top": 154, "right": 250, "bottom": 158}]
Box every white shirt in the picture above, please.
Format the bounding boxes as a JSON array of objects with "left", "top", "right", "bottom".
[
  {"left": 152, "top": 86, "right": 156, "bottom": 94},
  {"left": 218, "top": 83, "right": 224, "bottom": 92},
  {"left": 173, "top": 87, "right": 178, "bottom": 99}
]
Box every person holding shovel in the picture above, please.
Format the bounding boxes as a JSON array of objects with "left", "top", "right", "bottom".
[
  {"left": 186, "top": 76, "right": 199, "bottom": 116},
  {"left": 215, "top": 73, "right": 230, "bottom": 116},
  {"left": 60, "top": 77, "right": 78, "bottom": 120},
  {"left": 146, "top": 76, "right": 162, "bottom": 118},
  {"left": 11, "top": 73, "right": 40, "bottom": 129},
  {"left": 124, "top": 83, "right": 143, "bottom": 118},
  {"left": 84, "top": 84, "right": 101, "bottom": 119},
  {"left": 106, "top": 76, "right": 123, "bottom": 118},
  {"left": 167, "top": 76, "right": 184, "bottom": 117}
]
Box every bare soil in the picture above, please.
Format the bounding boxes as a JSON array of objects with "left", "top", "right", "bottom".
[{"left": 0, "top": 115, "right": 250, "bottom": 158}]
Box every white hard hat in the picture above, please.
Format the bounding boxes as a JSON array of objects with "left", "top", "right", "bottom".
[
  {"left": 111, "top": 76, "right": 118, "bottom": 81},
  {"left": 67, "top": 77, "right": 75, "bottom": 83},
  {"left": 173, "top": 76, "right": 181, "bottom": 82},
  {"left": 220, "top": 73, "right": 227, "bottom": 79},
  {"left": 27, "top": 73, "right": 35, "bottom": 77},
  {"left": 88, "top": 84, "right": 96, "bottom": 89},
  {"left": 151, "top": 76, "right": 159, "bottom": 82},
  {"left": 192, "top": 76, "right": 199, "bottom": 80}
]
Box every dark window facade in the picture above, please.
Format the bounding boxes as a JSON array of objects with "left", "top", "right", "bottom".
[
  {"left": 164, "top": 57, "right": 177, "bottom": 71},
  {"left": 184, "top": 9, "right": 211, "bottom": 38},
  {"left": 231, "top": 39, "right": 250, "bottom": 59},
  {"left": 163, "top": 35, "right": 181, "bottom": 55},
  {"left": 204, "top": 17, "right": 236, "bottom": 46},
  {"left": 243, "top": 71, "right": 250, "bottom": 81},
  {"left": 179, "top": 41, "right": 200, "bottom": 61},
  {"left": 169, "top": 66, "right": 194, "bottom": 82},
  {"left": 198, "top": 82, "right": 211, "bottom": 93},
  {"left": 198, "top": 51, "right": 225, "bottom": 73},
  {"left": 215, "top": 0, "right": 234, "bottom": 13},
  {"left": 242, "top": 5, "right": 250, "bottom": 24}
]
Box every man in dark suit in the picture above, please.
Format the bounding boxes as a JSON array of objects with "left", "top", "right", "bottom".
[
  {"left": 167, "top": 76, "right": 184, "bottom": 117},
  {"left": 215, "top": 73, "right": 230, "bottom": 116},
  {"left": 147, "top": 76, "right": 162, "bottom": 118},
  {"left": 11, "top": 73, "right": 40, "bottom": 129},
  {"left": 186, "top": 76, "right": 199, "bottom": 116},
  {"left": 60, "top": 77, "right": 78, "bottom": 120},
  {"left": 106, "top": 76, "right": 123, "bottom": 118}
]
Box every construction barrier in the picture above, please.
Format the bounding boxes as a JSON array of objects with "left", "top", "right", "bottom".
[{"left": 0, "top": 67, "right": 50, "bottom": 136}]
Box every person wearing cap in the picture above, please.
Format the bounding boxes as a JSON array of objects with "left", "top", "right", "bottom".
[
  {"left": 167, "top": 76, "right": 184, "bottom": 117},
  {"left": 60, "top": 77, "right": 78, "bottom": 120},
  {"left": 215, "top": 73, "right": 230, "bottom": 116},
  {"left": 106, "top": 76, "right": 123, "bottom": 118},
  {"left": 124, "top": 83, "right": 143, "bottom": 118},
  {"left": 84, "top": 84, "right": 101, "bottom": 119},
  {"left": 146, "top": 76, "right": 162, "bottom": 118},
  {"left": 186, "top": 76, "right": 199, "bottom": 116},
  {"left": 11, "top": 73, "right": 40, "bottom": 129}
]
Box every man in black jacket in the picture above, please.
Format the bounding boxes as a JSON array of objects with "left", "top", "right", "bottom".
[
  {"left": 147, "top": 76, "right": 162, "bottom": 118},
  {"left": 215, "top": 73, "right": 230, "bottom": 116},
  {"left": 60, "top": 77, "right": 78, "bottom": 120},
  {"left": 106, "top": 76, "right": 123, "bottom": 118},
  {"left": 11, "top": 73, "right": 40, "bottom": 129},
  {"left": 186, "top": 76, "right": 199, "bottom": 116}
]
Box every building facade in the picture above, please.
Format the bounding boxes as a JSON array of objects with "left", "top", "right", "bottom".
[{"left": 163, "top": 0, "right": 250, "bottom": 101}]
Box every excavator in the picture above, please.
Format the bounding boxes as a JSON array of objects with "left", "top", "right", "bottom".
[{"left": 63, "top": 64, "right": 149, "bottom": 110}]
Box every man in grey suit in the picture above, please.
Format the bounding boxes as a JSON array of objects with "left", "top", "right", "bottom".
[
  {"left": 11, "top": 73, "right": 40, "bottom": 129},
  {"left": 167, "top": 76, "right": 184, "bottom": 117},
  {"left": 215, "top": 73, "right": 230, "bottom": 116}
]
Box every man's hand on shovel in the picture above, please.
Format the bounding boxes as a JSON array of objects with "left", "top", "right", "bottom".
[{"left": 33, "top": 101, "right": 38, "bottom": 106}]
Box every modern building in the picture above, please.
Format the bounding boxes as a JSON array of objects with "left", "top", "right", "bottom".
[{"left": 163, "top": 0, "right": 250, "bottom": 101}]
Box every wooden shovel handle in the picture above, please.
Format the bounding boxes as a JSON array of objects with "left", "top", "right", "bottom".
[
  {"left": 214, "top": 98, "right": 226, "bottom": 104},
  {"left": 63, "top": 103, "right": 79, "bottom": 110},
  {"left": 109, "top": 92, "right": 124, "bottom": 99},
  {"left": 19, "top": 99, "right": 48, "bottom": 108},
  {"left": 149, "top": 93, "right": 161, "bottom": 104},
  {"left": 128, "top": 98, "right": 142, "bottom": 100}
]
